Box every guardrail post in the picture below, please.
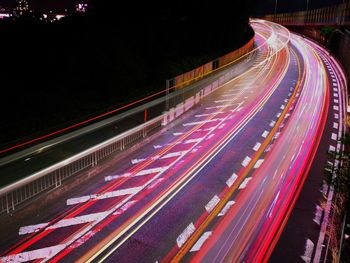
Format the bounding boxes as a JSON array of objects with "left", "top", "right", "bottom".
[
  {"left": 56, "top": 170, "right": 62, "bottom": 187},
  {"left": 6, "top": 194, "right": 9, "bottom": 214},
  {"left": 11, "top": 192, "right": 14, "bottom": 212},
  {"left": 166, "top": 79, "right": 170, "bottom": 111},
  {"left": 92, "top": 152, "right": 96, "bottom": 167}
]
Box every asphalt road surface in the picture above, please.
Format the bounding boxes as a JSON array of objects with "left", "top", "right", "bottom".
[{"left": 0, "top": 19, "right": 346, "bottom": 263}]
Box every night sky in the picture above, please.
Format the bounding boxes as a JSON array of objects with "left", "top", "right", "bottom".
[
  {"left": 0, "top": 0, "right": 343, "bottom": 14},
  {"left": 0, "top": 0, "right": 345, "bottom": 13},
  {"left": 0, "top": 0, "right": 91, "bottom": 12}
]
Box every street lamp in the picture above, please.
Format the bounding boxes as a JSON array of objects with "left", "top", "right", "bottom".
[{"left": 274, "top": 0, "right": 278, "bottom": 20}]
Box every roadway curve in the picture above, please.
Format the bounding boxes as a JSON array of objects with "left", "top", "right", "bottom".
[{"left": 0, "top": 20, "right": 343, "bottom": 263}]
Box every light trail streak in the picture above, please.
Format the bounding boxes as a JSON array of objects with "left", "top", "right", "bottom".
[
  {"left": 186, "top": 23, "right": 335, "bottom": 263},
  {"left": 1, "top": 19, "right": 343, "bottom": 263}
]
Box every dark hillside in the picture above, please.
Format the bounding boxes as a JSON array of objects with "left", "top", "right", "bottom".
[{"left": 0, "top": 0, "right": 255, "bottom": 149}]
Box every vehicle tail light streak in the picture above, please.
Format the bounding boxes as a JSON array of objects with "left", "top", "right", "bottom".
[
  {"left": 0, "top": 20, "right": 341, "bottom": 263},
  {"left": 186, "top": 26, "right": 331, "bottom": 263}
]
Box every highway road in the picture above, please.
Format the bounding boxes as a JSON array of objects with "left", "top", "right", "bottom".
[
  {"left": 0, "top": 19, "right": 346, "bottom": 263},
  {"left": 0, "top": 33, "right": 256, "bottom": 189}
]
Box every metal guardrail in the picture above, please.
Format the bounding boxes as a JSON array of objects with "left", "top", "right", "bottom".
[
  {"left": 0, "top": 36, "right": 258, "bottom": 215},
  {"left": 0, "top": 34, "right": 254, "bottom": 159},
  {"left": 0, "top": 115, "right": 163, "bottom": 214},
  {"left": 168, "top": 36, "right": 255, "bottom": 90},
  {"left": 264, "top": 1, "right": 350, "bottom": 26}
]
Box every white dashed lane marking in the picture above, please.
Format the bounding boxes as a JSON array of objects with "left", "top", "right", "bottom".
[
  {"left": 241, "top": 156, "right": 251, "bottom": 167},
  {"left": 226, "top": 173, "right": 238, "bottom": 188},
  {"left": 205, "top": 195, "right": 220, "bottom": 213},
  {"left": 329, "top": 145, "right": 336, "bottom": 152},
  {"left": 262, "top": 130, "right": 269, "bottom": 138},
  {"left": 254, "top": 159, "right": 264, "bottom": 169},
  {"left": 253, "top": 142, "right": 261, "bottom": 151},
  {"left": 331, "top": 133, "right": 337, "bottom": 141},
  {"left": 218, "top": 201, "right": 235, "bottom": 216},
  {"left": 239, "top": 177, "right": 252, "bottom": 189},
  {"left": 177, "top": 223, "right": 196, "bottom": 248},
  {"left": 190, "top": 232, "right": 212, "bottom": 252}
]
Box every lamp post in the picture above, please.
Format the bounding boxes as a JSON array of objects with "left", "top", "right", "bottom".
[
  {"left": 274, "top": 0, "right": 278, "bottom": 21},
  {"left": 306, "top": 0, "right": 309, "bottom": 12}
]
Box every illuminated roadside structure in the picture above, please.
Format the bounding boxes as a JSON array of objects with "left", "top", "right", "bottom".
[
  {"left": 14, "top": 0, "right": 29, "bottom": 16},
  {"left": 75, "top": 3, "right": 88, "bottom": 13}
]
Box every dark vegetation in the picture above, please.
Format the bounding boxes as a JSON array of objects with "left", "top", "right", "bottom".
[
  {"left": 0, "top": 0, "right": 255, "bottom": 149},
  {"left": 324, "top": 134, "right": 350, "bottom": 262}
]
